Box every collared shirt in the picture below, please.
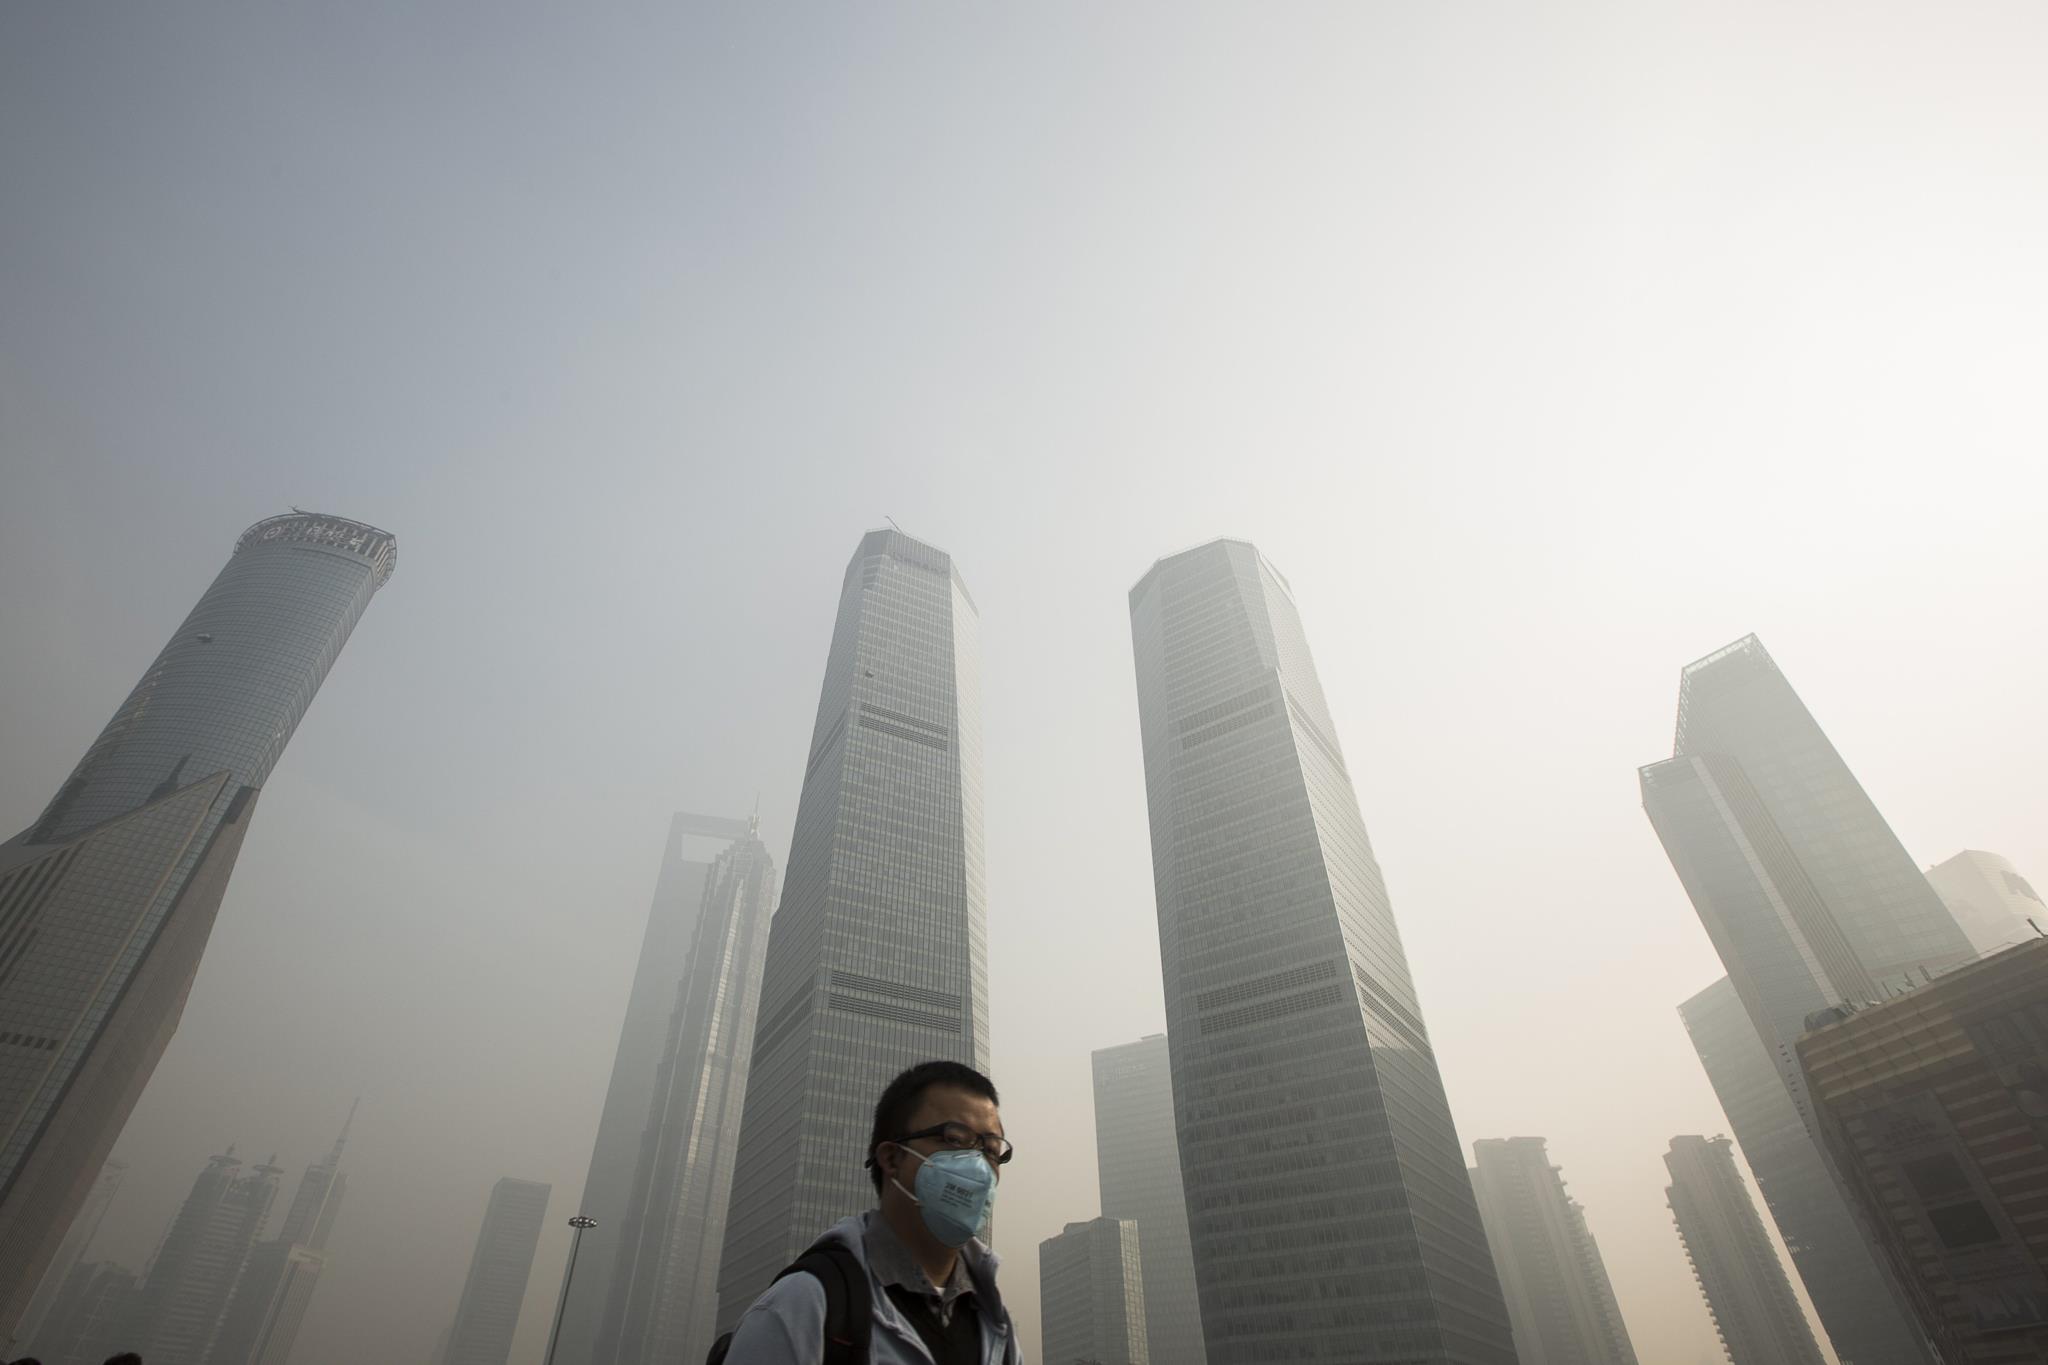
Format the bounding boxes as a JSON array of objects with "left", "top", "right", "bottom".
[{"left": 860, "top": 1209, "right": 977, "bottom": 1328}]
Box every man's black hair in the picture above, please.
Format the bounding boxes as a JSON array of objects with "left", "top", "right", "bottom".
[{"left": 865, "top": 1060, "right": 1000, "bottom": 1193}]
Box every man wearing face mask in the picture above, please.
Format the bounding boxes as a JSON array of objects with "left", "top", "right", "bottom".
[{"left": 715, "top": 1060, "right": 1022, "bottom": 1365}]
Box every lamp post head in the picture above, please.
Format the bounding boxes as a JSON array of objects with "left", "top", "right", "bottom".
[{"left": 569, "top": 1215, "right": 598, "bottom": 1230}]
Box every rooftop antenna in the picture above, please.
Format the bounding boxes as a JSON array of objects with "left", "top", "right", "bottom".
[{"left": 885, "top": 515, "right": 903, "bottom": 534}]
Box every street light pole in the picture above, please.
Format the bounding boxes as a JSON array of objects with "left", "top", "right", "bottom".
[{"left": 542, "top": 1214, "right": 599, "bottom": 1365}]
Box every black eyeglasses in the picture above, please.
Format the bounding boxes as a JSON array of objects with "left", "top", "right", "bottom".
[{"left": 895, "top": 1121, "right": 1015, "bottom": 1166}]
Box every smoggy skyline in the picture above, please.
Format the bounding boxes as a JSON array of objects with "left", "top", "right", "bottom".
[{"left": 4, "top": 5, "right": 2046, "bottom": 1364}]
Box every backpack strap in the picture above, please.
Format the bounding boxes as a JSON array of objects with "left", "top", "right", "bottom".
[{"left": 776, "top": 1239, "right": 872, "bottom": 1365}]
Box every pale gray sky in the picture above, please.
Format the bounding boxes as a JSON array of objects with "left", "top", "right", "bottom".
[{"left": 3, "top": 4, "right": 2045, "bottom": 1363}]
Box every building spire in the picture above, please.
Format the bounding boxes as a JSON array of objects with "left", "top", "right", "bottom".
[{"left": 325, "top": 1097, "right": 358, "bottom": 1167}]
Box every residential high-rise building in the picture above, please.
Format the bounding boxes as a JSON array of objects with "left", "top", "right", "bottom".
[
  {"left": 1799, "top": 938, "right": 2048, "bottom": 1363},
  {"left": 553, "top": 812, "right": 756, "bottom": 1365},
  {"left": 716, "top": 530, "right": 986, "bottom": 1327},
  {"left": 442, "top": 1177, "right": 551, "bottom": 1365},
  {"left": 595, "top": 819, "right": 778, "bottom": 1365},
  {"left": 1469, "top": 1137, "right": 1639, "bottom": 1365},
  {"left": 1665, "top": 1135, "right": 1828, "bottom": 1365},
  {"left": 0, "top": 511, "right": 395, "bottom": 1346},
  {"left": 1129, "top": 539, "right": 1514, "bottom": 1365},
  {"left": 13, "top": 1159, "right": 123, "bottom": 1352},
  {"left": 127, "top": 1149, "right": 281, "bottom": 1365},
  {"left": 1680, "top": 975, "right": 1905, "bottom": 1362},
  {"left": 211, "top": 1109, "right": 352, "bottom": 1365},
  {"left": 1643, "top": 633, "right": 1961, "bottom": 1364},
  {"left": 1039, "top": 1218, "right": 1148, "bottom": 1365},
  {"left": 1091, "top": 1035, "right": 1204, "bottom": 1365},
  {"left": 1927, "top": 851, "right": 2046, "bottom": 960}
]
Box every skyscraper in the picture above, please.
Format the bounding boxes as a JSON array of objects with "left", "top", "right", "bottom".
[
  {"left": 442, "top": 1176, "right": 551, "bottom": 1365},
  {"left": 1038, "top": 1218, "right": 1148, "bottom": 1365},
  {"left": 0, "top": 511, "right": 395, "bottom": 1345},
  {"left": 1643, "top": 633, "right": 1960, "bottom": 1364},
  {"left": 210, "top": 1108, "right": 351, "bottom": 1365},
  {"left": 1798, "top": 938, "right": 2048, "bottom": 1363},
  {"left": 1092, "top": 1035, "right": 1204, "bottom": 1365},
  {"left": 1129, "top": 539, "right": 1515, "bottom": 1365},
  {"left": 595, "top": 820, "right": 778, "bottom": 1365},
  {"left": 12, "top": 1159, "right": 123, "bottom": 1353},
  {"left": 1927, "top": 850, "right": 2046, "bottom": 960},
  {"left": 1468, "top": 1137, "right": 1639, "bottom": 1365},
  {"left": 554, "top": 812, "right": 756, "bottom": 1365},
  {"left": 716, "top": 530, "right": 986, "bottom": 1326},
  {"left": 1664, "top": 1136, "right": 1828, "bottom": 1365},
  {"left": 127, "top": 1148, "right": 281, "bottom": 1365}
]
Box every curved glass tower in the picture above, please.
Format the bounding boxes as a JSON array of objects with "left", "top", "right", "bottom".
[{"left": 0, "top": 511, "right": 395, "bottom": 1347}]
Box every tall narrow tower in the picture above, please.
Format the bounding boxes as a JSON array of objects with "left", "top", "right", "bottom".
[
  {"left": 1129, "top": 539, "right": 1514, "bottom": 1365},
  {"left": 211, "top": 1105, "right": 353, "bottom": 1365},
  {"left": 1092, "top": 1035, "right": 1204, "bottom": 1365},
  {"left": 128, "top": 1148, "right": 282, "bottom": 1365},
  {"left": 554, "top": 812, "right": 756, "bottom": 1365},
  {"left": 0, "top": 511, "right": 395, "bottom": 1346},
  {"left": 596, "top": 819, "right": 778, "bottom": 1365},
  {"left": 1664, "top": 1135, "right": 1827, "bottom": 1365},
  {"left": 1642, "top": 634, "right": 1960, "bottom": 1363},
  {"left": 1469, "top": 1137, "right": 1639, "bottom": 1365},
  {"left": 443, "top": 1176, "right": 551, "bottom": 1365},
  {"left": 717, "top": 530, "right": 985, "bottom": 1326}
]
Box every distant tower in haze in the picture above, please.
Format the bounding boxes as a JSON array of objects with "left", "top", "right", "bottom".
[
  {"left": 1092, "top": 1035, "right": 1204, "bottom": 1365},
  {"left": 1130, "top": 539, "right": 1515, "bottom": 1364},
  {"left": 595, "top": 818, "right": 778, "bottom": 1365},
  {"left": 443, "top": 1177, "right": 551, "bottom": 1365},
  {"left": 716, "top": 530, "right": 986, "bottom": 1327},
  {"left": 1642, "top": 633, "right": 1958, "bottom": 1364},
  {"left": 12, "top": 1158, "right": 123, "bottom": 1352},
  {"left": 210, "top": 1106, "right": 353, "bottom": 1365},
  {"left": 1926, "top": 850, "right": 2046, "bottom": 958},
  {"left": 127, "top": 1149, "right": 282, "bottom": 1365},
  {"left": 1038, "top": 1218, "right": 1148, "bottom": 1365},
  {"left": 1468, "top": 1137, "right": 1639, "bottom": 1365},
  {"left": 554, "top": 812, "right": 758, "bottom": 1365},
  {"left": 0, "top": 511, "right": 395, "bottom": 1346},
  {"left": 1664, "top": 1136, "right": 1827, "bottom": 1365}
]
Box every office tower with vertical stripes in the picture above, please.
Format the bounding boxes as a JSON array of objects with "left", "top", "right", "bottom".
[
  {"left": 126, "top": 1148, "right": 281, "bottom": 1365},
  {"left": 0, "top": 512, "right": 395, "bottom": 1348},
  {"left": 1665, "top": 1136, "right": 1827, "bottom": 1365},
  {"left": 1130, "top": 539, "right": 1514, "bottom": 1365},
  {"left": 555, "top": 812, "right": 757, "bottom": 1365},
  {"left": 1039, "top": 1218, "right": 1149, "bottom": 1365},
  {"left": 595, "top": 819, "right": 778, "bottom": 1365},
  {"left": 1092, "top": 1035, "right": 1205, "bottom": 1365},
  {"left": 717, "top": 530, "right": 986, "bottom": 1327},
  {"left": 1643, "top": 634, "right": 1962, "bottom": 1363}
]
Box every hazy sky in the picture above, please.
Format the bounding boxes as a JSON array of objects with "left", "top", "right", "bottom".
[{"left": 4, "top": 4, "right": 2046, "bottom": 1363}]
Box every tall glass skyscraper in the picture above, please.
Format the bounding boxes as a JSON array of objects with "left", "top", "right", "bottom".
[
  {"left": 0, "top": 511, "right": 395, "bottom": 1347},
  {"left": 595, "top": 820, "right": 778, "bottom": 1365},
  {"left": 553, "top": 812, "right": 756, "bottom": 1365},
  {"left": 1092, "top": 1035, "right": 1205, "bottom": 1365},
  {"left": 1129, "top": 539, "right": 1515, "bottom": 1365},
  {"left": 716, "top": 530, "right": 986, "bottom": 1327},
  {"left": 126, "top": 1148, "right": 281, "bottom": 1365},
  {"left": 1643, "top": 634, "right": 1964, "bottom": 1364}
]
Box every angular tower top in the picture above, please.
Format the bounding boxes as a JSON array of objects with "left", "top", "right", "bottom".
[{"left": 237, "top": 511, "right": 398, "bottom": 587}]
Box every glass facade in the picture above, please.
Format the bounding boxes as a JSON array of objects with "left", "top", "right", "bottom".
[
  {"left": 1644, "top": 635, "right": 1953, "bottom": 1364},
  {"left": 126, "top": 1150, "right": 281, "bottom": 1365},
  {"left": 716, "top": 530, "right": 987, "bottom": 1327},
  {"left": 1129, "top": 539, "right": 1515, "bottom": 1365},
  {"left": 1664, "top": 1135, "right": 1828, "bottom": 1365},
  {"left": 1092, "top": 1035, "right": 1205, "bottom": 1365},
  {"left": 1468, "top": 1137, "right": 1639, "bottom": 1365},
  {"left": 554, "top": 813, "right": 752, "bottom": 1365},
  {"left": 443, "top": 1176, "right": 552, "bottom": 1365},
  {"left": 1, "top": 511, "right": 393, "bottom": 1349},
  {"left": 1038, "top": 1217, "right": 1148, "bottom": 1365},
  {"left": 595, "top": 823, "right": 778, "bottom": 1365}
]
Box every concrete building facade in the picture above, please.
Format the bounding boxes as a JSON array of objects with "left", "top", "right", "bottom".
[
  {"left": 1092, "top": 1034, "right": 1205, "bottom": 1365},
  {"left": 1039, "top": 1218, "right": 1148, "bottom": 1365},
  {"left": 1469, "top": 1137, "right": 1638, "bottom": 1365},
  {"left": 1665, "top": 1135, "right": 1828, "bottom": 1365}
]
